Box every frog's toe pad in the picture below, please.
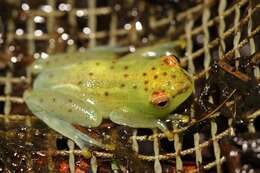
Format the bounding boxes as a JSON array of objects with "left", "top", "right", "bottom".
[
  {"left": 81, "top": 148, "right": 92, "bottom": 159},
  {"left": 164, "top": 131, "right": 174, "bottom": 141}
]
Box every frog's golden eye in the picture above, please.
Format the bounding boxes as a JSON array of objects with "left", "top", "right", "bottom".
[{"left": 151, "top": 90, "right": 169, "bottom": 108}]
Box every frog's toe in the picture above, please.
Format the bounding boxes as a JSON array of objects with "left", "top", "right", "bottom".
[
  {"left": 81, "top": 148, "right": 92, "bottom": 159},
  {"left": 164, "top": 131, "right": 174, "bottom": 141},
  {"left": 156, "top": 119, "right": 176, "bottom": 141}
]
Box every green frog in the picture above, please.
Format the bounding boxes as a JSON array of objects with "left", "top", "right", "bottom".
[{"left": 24, "top": 40, "right": 194, "bottom": 150}]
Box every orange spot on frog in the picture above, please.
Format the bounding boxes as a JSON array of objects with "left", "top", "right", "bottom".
[{"left": 163, "top": 55, "right": 179, "bottom": 67}]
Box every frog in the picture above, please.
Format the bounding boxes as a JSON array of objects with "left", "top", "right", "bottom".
[{"left": 24, "top": 40, "right": 194, "bottom": 151}]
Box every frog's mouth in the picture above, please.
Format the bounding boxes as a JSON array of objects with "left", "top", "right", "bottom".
[{"left": 150, "top": 90, "right": 169, "bottom": 108}]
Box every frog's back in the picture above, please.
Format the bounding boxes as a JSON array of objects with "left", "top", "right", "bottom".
[{"left": 34, "top": 57, "right": 154, "bottom": 98}]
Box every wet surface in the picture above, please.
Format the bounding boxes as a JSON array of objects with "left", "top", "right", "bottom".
[{"left": 221, "top": 133, "right": 260, "bottom": 173}]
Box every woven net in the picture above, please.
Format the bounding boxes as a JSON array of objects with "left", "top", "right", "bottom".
[{"left": 0, "top": 0, "right": 259, "bottom": 172}]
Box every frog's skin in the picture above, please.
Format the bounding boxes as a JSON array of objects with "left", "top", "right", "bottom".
[
  {"left": 24, "top": 41, "right": 194, "bottom": 150},
  {"left": 30, "top": 46, "right": 128, "bottom": 74},
  {"left": 30, "top": 40, "right": 185, "bottom": 74}
]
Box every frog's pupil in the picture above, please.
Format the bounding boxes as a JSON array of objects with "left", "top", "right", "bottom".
[{"left": 157, "top": 100, "right": 168, "bottom": 107}]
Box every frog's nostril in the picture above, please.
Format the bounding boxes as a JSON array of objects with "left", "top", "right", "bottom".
[{"left": 162, "top": 55, "right": 179, "bottom": 67}]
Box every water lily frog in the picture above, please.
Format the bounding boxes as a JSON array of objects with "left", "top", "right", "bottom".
[{"left": 24, "top": 41, "right": 194, "bottom": 150}]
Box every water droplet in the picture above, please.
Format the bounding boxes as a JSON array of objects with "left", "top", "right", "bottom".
[
  {"left": 76, "top": 10, "right": 85, "bottom": 17},
  {"left": 11, "top": 57, "right": 18, "bottom": 63},
  {"left": 34, "top": 16, "right": 45, "bottom": 23},
  {"left": 67, "top": 39, "right": 74, "bottom": 45},
  {"left": 16, "top": 28, "right": 24, "bottom": 36},
  {"left": 83, "top": 27, "right": 91, "bottom": 34},
  {"left": 135, "top": 21, "right": 143, "bottom": 31},
  {"left": 34, "top": 30, "right": 43, "bottom": 36},
  {"left": 34, "top": 53, "right": 41, "bottom": 59},
  {"left": 229, "top": 150, "right": 238, "bottom": 157},
  {"left": 61, "top": 33, "right": 69, "bottom": 40},
  {"left": 21, "top": 3, "right": 30, "bottom": 11},
  {"left": 144, "top": 51, "right": 156, "bottom": 57},
  {"left": 124, "top": 23, "right": 132, "bottom": 30},
  {"left": 41, "top": 5, "right": 52, "bottom": 13},
  {"left": 57, "top": 27, "right": 65, "bottom": 34},
  {"left": 58, "top": 3, "right": 71, "bottom": 11},
  {"left": 129, "top": 45, "right": 136, "bottom": 52},
  {"left": 41, "top": 52, "right": 49, "bottom": 59},
  {"left": 8, "top": 45, "right": 15, "bottom": 52}
]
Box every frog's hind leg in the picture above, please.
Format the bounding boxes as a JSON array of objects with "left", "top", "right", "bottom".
[
  {"left": 24, "top": 90, "right": 111, "bottom": 150},
  {"left": 36, "top": 111, "right": 108, "bottom": 150}
]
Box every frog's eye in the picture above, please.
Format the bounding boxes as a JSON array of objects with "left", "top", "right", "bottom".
[{"left": 151, "top": 90, "right": 169, "bottom": 108}]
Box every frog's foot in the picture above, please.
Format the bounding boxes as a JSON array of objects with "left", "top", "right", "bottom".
[
  {"left": 156, "top": 119, "right": 174, "bottom": 141},
  {"left": 167, "top": 114, "right": 190, "bottom": 128},
  {"left": 81, "top": 148, "right": 92, "bottom": 158},
  {"left": 156, "top": 114, "right": 190, "bottom": 141}
]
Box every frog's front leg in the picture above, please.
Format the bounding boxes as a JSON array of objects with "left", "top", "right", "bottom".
[
  {"left": 109, "top": 107, "right": 174, "bottom": 140},
  {"left": 166, "top": 114, "right": 190, "bottom": 128},
  {"left": 24, "top": 90, "right": 110, "bottom": 150}
]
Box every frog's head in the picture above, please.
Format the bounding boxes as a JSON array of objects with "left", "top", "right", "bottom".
[{"left": 143, "top": 55, "right": 194, "bottom": 117}]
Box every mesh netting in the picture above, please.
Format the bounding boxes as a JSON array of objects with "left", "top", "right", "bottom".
[{"left": 0, "top": 0, "right": 259, "bottom": 172}]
